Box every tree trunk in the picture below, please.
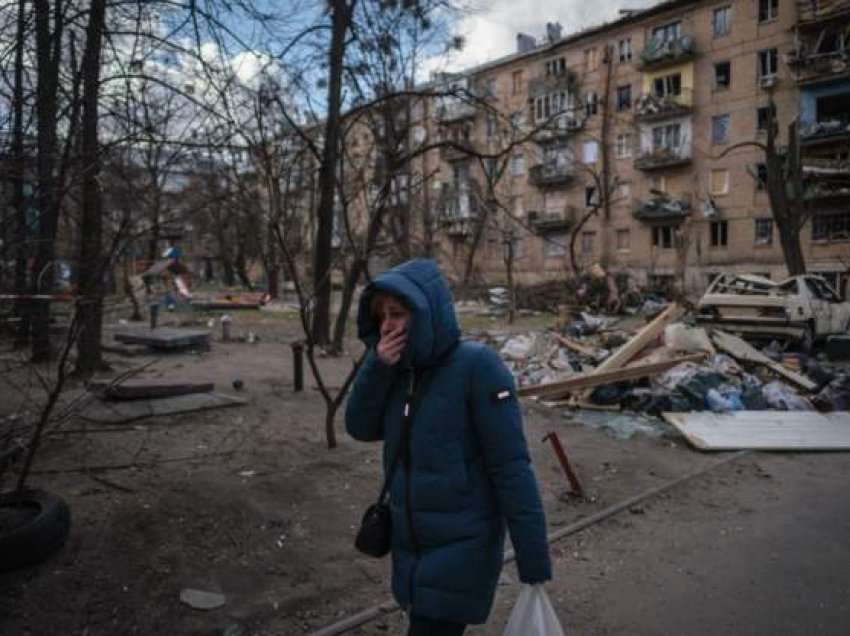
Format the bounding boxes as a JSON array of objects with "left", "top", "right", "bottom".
[
  {"left": 12, "top": 0, "right": 29, "bottom": 348},
  {"left": 74, "top": 0, "right": 106, "bottom": 377},
  {"left": 332, "top": 258, "right": 364, "bottom": 354},
  {"left": 312, "top": 0, "right": 355, "bottom": 346},
  {"left": 30, "top": 0, "right": 64, "bottom": 362}
]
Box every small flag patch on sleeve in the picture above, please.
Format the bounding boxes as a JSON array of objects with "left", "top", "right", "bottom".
[{"left": 491, "top": 388, "right": 513, "bottom": 403}]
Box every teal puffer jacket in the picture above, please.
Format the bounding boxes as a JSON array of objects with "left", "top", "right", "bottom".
[{"left": 345, "top": 259, "right": 551, "bottom": 625}]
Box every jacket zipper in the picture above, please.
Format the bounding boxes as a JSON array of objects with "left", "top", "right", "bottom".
[{"left": 403, "top": 369, "right": 422, "bottom": 608}]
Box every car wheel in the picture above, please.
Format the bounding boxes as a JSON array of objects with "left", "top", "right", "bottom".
[{"left": 0, "top": 489, "right": 71, "bottom": 572}]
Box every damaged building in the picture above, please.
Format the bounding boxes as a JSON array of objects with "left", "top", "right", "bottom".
[{"left": 390, "top": 0, "right": 850, "bottom": 294}]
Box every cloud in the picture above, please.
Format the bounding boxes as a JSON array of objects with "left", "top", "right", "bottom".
[{"left": 431, "top": 0, "right": 661, "bottom": 73}]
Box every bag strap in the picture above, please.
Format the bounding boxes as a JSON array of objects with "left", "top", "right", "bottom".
[{"left": 376, "top": 369, "right": 416, "bottom": 505}]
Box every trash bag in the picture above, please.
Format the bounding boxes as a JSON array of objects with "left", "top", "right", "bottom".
[
  {"left": 663, "top": 324, "right": 714, "bottom": 354},
  {"left": 812, "top": 374, "right": 850, "bottom": 411},
  {"left": 802, "top": 356, "right": 835, "bottom": 389},
  {"left": 503, "top": 584, "right": 565, "bottom": 636},
  {"left": 762, "top": 381, "right": 815, "bottom": 411},
  {"left": 706, "top": 385, "right": 744, "bottom": 412},
  {"left": 708, "top": 354, "right": 742, "bottom": 377},
  {"left": 589, "top": 382, "right": 630, "bottom": 406},
  {"left": 740, "top": 373, "right": 768, "bottom": 410},
  {"left": 762, "top": 340, "right": 784, "bottom": 362}
]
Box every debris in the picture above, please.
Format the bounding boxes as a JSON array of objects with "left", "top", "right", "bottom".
[
  {"left": 712, "top": 331, "right": 817, "bottom": 392},
  {"left": 554, "top": 333, "right": 599, "bottom": 358},
  {"left": 500, "top": 335, "right": 535, "bottom": 361},
  {"left": 705, "top": 385, "right": 745, "bottom": 412},
  {"left": 87, "top": 380, "right": 215, "bottom": 401},
  {"left": 825, "top": 335, "right": 850, "bottom": 361},
  {"left": 813, "top": 374, "right": 850, "bottom": 411},
  {"left": 663, "top": 324, "right": 715, "bottom": 355},
  {"left": 180, "top": 588, "right": 226, "bottom": 610},
  {"left": 661, "top": 411, "right": 850, "bottom": 451},
  {"left": 518, "top": 353, "right": 705, "bottom": 400},
  {"left": 761, "top": 381, "right": 815, "bottom": 411}
]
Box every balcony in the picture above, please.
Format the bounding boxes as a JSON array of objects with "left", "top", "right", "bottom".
[
  {"left": 439, "top": 137, "right": 476, "bottom": 162},
  {"left": 436, "top": 99, "right": 478, "bottom": 123},
  {"left": 634, "top": 144, "right": 692, "bottom": 171},
  {"left": 529, "top": 209, "right": 575, "bottom": 233},
  {"left": 796, "top": 0, "right": 850, "bottom": 27},
  {"left": 528, "top": 71, "right": 578, "bottom": 98},
  {"left": 528, "top": 161, "right": 575, "bottom": 187},
  {"left": 800, "top": 114, "right": 850, "bottom": 145},
  {"left": 637, "top": 35, "right": 696, "bottom": 71},
  {"left": 787, "top": 47, "right": 850, "bottom": 84},
  {"left": 633, "top": 194, "right": 692, "bottom": 222},
  {"left": 634, "top": 89, "right": 693, "bottom": 123},
  {"left": 532, "top": 114, "right": 584, "bottom": 143}
]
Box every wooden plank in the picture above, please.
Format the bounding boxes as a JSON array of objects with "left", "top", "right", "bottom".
[
  {"left": 590, "top": 303, "right": 685, "bottom": 376},
  {"left": 662, "top": 411, "right": 850, "bottom": 451},
  {"left": 554, "top": 333, "right": 599, "bottom": 357},
  {"left": 712, "top": 330, "right": 817, "bottom": 392},
  {"left": 114, "top": 327, "right": 210, "bottom": 350},
  {"left": 88, "top": 381, "right": 215, "bottom": 401},
  {"left": 518, "top": 353, "right": 705, "bottom": 398},
  {"left": 80, "top": 392, "right": 247, "bottom": 424}
]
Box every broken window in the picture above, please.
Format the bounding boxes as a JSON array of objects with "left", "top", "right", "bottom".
[
  {"left": 585, "top": 92, "right": 598, "bottom": 117},
  {"left": 754, "top": 218, "right": 773, "bottom": 244},
  {"left": 756, "top": 105, "right": 775, "bottom": 131},
  {"left": 710, "top": 168, "right": 730, "bottom": 195},
  {"left": 812, "top": 212, "right": 850, "bottom": 241},
  {"left": 652, "top": 73, "right": 682, "bottom": 98},
  {"left": 618, "top": 38, "right": 632, "bottom": 62},
  {"left": 758, "top": 48, "right": 778, "bottom": 79},
  {"left": 581, "top": 231, "right": 595, "bottom": 254},
  {"left": 616, "top": 85, "right": 632, "bottom": 111},
  {"left": 714, "top": 62, "right": 731, "bottom": 89},
  {"left": 712, "top": 114, "right": 731, "bottom": 144},
  {"left": 758, "top": 0, "right": 778, "bottom": 22},
  {"left": 756, "top": 163, "right": 768, "bottom": 190},
  {"left": 652, "top": 124, "right": 682, "bottom": 152},
  {"left": 713, "top": 6, "right": 731, "bottom": 37},
  {"left": 652, "top": 225, "right": 674, "bottom": 249},
  {"left": 544, "top": 233, "right": 567, "bottom": 257},
  {"left": 616, "top": 229, "right": 630, "bottom": 251},
  {"left": 816, "top": 92, "right": 850, "bottom": 124},
  {"left": 585, "top": 186, "right": 598, "bottom": 207},
  {"left": 652, "top": 21, "right": 681, "bottom": 44},
  {"left": 582, "top": 140, "right": 599, "bottom": 164},
  {"left": 711, "top": 220, "right": 729, "bottom": 247}
]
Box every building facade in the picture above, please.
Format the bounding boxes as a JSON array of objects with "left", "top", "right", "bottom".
[{"left": 410, "top": 0, "right": 850, "bottom": 295}]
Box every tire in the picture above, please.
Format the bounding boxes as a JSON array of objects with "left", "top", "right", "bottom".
[{"left": 0, "top": 489, "right": 71, "bottom": 572}]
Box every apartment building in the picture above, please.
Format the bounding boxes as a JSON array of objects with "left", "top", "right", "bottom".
[{"left": 413, "top": 0, "right": 850, "bottom": 294}]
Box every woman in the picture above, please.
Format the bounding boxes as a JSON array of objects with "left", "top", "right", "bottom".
[{"left": 345, "top": 259, "right": 552, "bottom": 635}]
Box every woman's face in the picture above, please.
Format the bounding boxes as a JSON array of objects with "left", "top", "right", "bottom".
[{"left": 377, "top": 295, "right": 411, "bottom": 338}]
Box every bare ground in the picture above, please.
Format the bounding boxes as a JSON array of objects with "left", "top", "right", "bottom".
[{"left": 1, "top": 308, "right": 849, "bottom": 635}]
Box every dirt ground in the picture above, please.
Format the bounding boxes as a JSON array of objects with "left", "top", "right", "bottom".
[{"left": 1, "top": 307, "right": 849, "bottom": 635}]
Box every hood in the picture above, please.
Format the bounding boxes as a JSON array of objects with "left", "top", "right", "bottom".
[{"left": 357, "top": 259, "right": 461, "bottom": 368}]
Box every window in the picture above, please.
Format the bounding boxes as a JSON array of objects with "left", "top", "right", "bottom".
[
  {"left": 545, "top": 57, "right": 567, "bottom": 76},
  {"left": 618, "top": 38, "right": 632, "bottom": 62},
  {"left": 582, "top": 141, "right": 599, "bottom": 164},
  {"left": 510, "top": 153, "right": 525, "bottom": 176},
  {"left": 585, "top": 186, "right": 598, "bottom": 207},
  {"left": 651, "top": 123, "right": 682, "bottom": 151},
  {"left": 714, "top": 62, "right": 731, "bottom": 89},
  {"left": 652, "top": 73, "right": 682, "bottom": 98},
  {"left": 710, "top": 168, "right": 730, "bottom": 195},
  {"left": 711, "top": 220, "right": 729, "bottom": 247},
  {"left": 712, "top": 114, "right": 731, "bottom": 144},
  {"left": 616, "top": 229, "right": 630, "bottom": 251},
  {"left": 585, "top": 92, "right": 598, "bottom": 116},
  {"left": 511, "top": 70, "right": 524, "bottom": 95},
  {"left": 616, "top": 133, "right": 632, "bottom": 158},
  {"left": 652, "top": 225, "right": 674, "bottom": 249},
  {"left": 584, "top": 47, "right": 598, "bottom": 72},
  {"left": 533, "top": 90, "right": 573, "bottom": 123},
  {"left": 486, "top": 114, "right": 497, "bottom": 138},
  {"left": 484, "top": 158, "right": 497, "bottom": 180},
  {"left": 812, "top": 212, "right": 850, "bottom": 241},
  {"left": 652, "top": 175, "right": 668, "bottom": 192},
  {"left": 619, "top": 182, "right": 631, "bottom": 199},
  {"left": 754, "top": 218, "right": 773, "bottom": 245},
  {"left": 616, "top": 85, "right": 632, "bottom": 111},
  {"left": 581, "top": 231, "right": 595, "bottom": 254},
  {"left": 713, "top": 6, "right": 731, "bottom": 36},
  {"left": 652, "top": 21, "right": 681, "bottom": 44},
  {"left": 544, "top": 233, "right": 567, "bottom": 257},
  {"left": 758, "top": 48, "right": 778, "bottom": 79},
  {"left": 758, "top": 0, "right": 778, "bottom": 22},
  {"left": 756, "top": 163, "right": 768, "bottom": 190},
  {"left": 757, "top": 105, "right": 774, "bottom": 131}
]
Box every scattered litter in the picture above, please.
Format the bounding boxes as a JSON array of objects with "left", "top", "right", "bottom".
[{"left": 761, "top": 381, "right": 815, "bottom": 411}]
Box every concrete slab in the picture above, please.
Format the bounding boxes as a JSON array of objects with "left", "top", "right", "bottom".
[
  {"left": 114, "top": 327, "right": 210, "bottom": 350},
  {"left": 80, "top": 392, "right": 246, "bottom": 424}
]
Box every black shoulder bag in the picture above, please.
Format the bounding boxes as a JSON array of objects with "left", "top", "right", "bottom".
[{"left": 355, "top": 372, "right": 416, "bottom": 558}]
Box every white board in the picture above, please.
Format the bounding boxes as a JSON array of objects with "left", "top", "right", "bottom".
[{"left": 661, "top": 411, "right": 850, "bottom": 451}]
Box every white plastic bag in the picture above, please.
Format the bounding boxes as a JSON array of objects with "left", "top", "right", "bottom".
[{"left": 503, "top": 584, "right": 565, "bottom": 636}]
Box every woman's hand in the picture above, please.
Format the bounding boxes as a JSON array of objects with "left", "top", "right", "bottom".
[{"left": 377, "top": 325, "right": 406, "bottom": 366}]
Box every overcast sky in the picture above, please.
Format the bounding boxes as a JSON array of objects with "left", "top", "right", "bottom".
[{"left": 433, "top": 0, "right": 662, "bottom": 73}]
